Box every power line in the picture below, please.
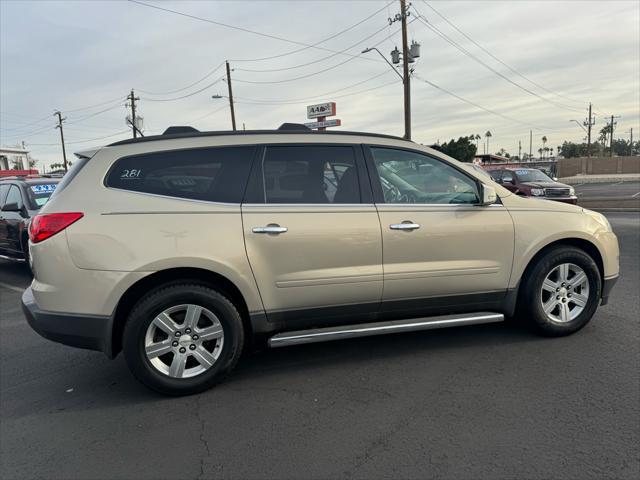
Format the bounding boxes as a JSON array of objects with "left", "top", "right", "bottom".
[
  {"left": 137, "top": 61, "right": 225, "bottom": 96},
  {"left": 420, "top": 1, "right": 586, "bottom": 107},
  {"left": 234, "top": 23, "right": 391, "bottom": 73},
  {"left": 127, "top": 0, "right": 385, "bottom": 64},
  {"left": 231, "top": 1, "right": 394, "bottom": 63},
  {"left": 63, "top": 96, "right": 128, "bottom": 113},
  {"left": 232, "top": 21, "right": 412, "bottom": 85},
  {"left": 0, "top": 113, "right": 54, "bottom": 133},
  {"left": 413, "top": 10, "right": 585, "bottom": 114},
  {"left": 235, "top": 78, "right": 399, "bottom": 106},
  {"left": 27, "top": 130, "right": 130, "bottom": 146},
  {"left": 233, "top": 69, "right": 393, "bottom": 104},
  {"left": 0, "top": 123, "right": 56, "bottom": 141},
  {"left": 413, "top": 74, "right": 564, "bottom": 132},
  {"left": 65, "top": 101, "right": 126, "bottom": 125},
  {"left": 140, "top": 75, "right": 225, "bottom": 102}
]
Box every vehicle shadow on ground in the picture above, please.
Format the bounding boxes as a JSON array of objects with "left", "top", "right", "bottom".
[{"left": 3, "top": 320, "right": 559, "bottom": 417}]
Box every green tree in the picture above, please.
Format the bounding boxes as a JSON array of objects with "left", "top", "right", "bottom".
[{"left": 432, "top": 136, "right": 477, "bottom": 163}]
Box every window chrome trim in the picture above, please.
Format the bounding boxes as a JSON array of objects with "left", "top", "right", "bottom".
[
  {"left": 241, "top": 203, "right": 376, "bottom": 208},
  {"left": 104, "top": 186, "right": 241, "bottom": 207}
]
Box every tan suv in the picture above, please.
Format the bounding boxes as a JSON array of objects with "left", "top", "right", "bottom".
[{"left": 21, "top": 125, "right": 619, "bottom": 395}]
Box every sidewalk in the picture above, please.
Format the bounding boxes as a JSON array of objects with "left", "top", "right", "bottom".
[{"left": 559, "top": 173, "right": 640, "bottom": 184}]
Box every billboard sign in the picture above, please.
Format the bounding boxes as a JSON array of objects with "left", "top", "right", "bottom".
[{"left": 307, "top": 102, "right": 336, "bottom": 119}]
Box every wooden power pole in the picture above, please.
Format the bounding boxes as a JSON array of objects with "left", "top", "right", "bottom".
[
  {"left": 127, "top": 89, "right": 140, "bottom": 138},
  {"left": 225, "top": 61, "right": 237, "bottom": 131},
  {"left": 54, "top": 111, "right": 68, "bottom": 172},
  {"left": 400, "top": 0, "right": 411, "bottom": 140}
]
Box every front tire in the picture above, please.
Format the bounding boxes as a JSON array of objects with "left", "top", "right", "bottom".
[
  {"left": 519, "top": 246, "right": 602, "bottom": 336},
  {"left": 123, "top": 283, "right": 244, "bottom": 395}
]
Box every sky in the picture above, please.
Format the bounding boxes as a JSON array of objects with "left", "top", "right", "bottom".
[{"left": 1, "top": 0, "right": 639, "bottom": 170}]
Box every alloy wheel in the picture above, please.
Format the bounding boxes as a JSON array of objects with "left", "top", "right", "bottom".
[{"left": 144, "top": 304, "right": 224, "bottom": 378}]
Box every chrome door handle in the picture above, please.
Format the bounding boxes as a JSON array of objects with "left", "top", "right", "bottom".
[
  {"left": 390, "top": 222, "right": 420, "bottom": 231},
  {"left": 252, "top": 225, "right": 288, "bottom": 234}
]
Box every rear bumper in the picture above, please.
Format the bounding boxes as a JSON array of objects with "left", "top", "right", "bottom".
[
  {"left": 601, "top": 275, "right": 618, "bottom": 306},
  {"left": 22, "top": 287, "right": 113, "bottom": 357}
]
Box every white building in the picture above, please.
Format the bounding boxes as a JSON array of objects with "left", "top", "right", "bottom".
[{"left": 0, "top": 145, "right": 30, "bottom": 170}]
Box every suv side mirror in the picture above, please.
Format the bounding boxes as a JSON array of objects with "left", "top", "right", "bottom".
[
  {"left": 479, "top": 184, "right": 497, "bottom": 206},
  {"left": 1, "top": 202, "right": 21, "bottom": 212}
]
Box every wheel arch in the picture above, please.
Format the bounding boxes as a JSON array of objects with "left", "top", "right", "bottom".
[
  {"left": 111, "top": 267, "right": 253, "bottom": 357},
  {"left": 521, "top": 238, "right": 604, "bottom": 283},
  {"left": 505, "top": 237, "right": 605, "bottom": 317}
]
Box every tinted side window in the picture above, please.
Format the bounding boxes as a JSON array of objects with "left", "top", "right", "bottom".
[
  {"left": 502, "top": 171, "right": 514, "bottom": 183},
  {"left": 370, "top": 148, "right": 479, "bottom": 204},
  {"left": 5, "top": 185, "right": 23, "bottom": 207},
  {"left": 106, "top": 146, "right": 255, "bottom": 203},
  {"left": 260, "top": 145, "right": 360, "bottom": 204}
]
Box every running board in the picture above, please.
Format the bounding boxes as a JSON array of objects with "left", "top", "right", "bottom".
[{"left": 268, "top": 312, "right": 504, "bottom": 348}]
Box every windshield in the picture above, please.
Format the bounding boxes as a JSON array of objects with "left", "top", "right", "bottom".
[
  {"left": 28, "top": 183, "right": 58, "bottom": 208},
  {"left": 515, "top": 169, "right": 554, "bottom": 183}
]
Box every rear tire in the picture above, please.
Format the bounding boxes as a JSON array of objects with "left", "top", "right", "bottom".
[
  {"left": 519, "top": 246, "right": 601, "bottom": 336},
  {"left": 123, "top": 283, "right": 244, "bottom": 395}
]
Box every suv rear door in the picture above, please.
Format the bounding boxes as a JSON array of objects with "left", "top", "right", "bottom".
[
  {"left": 365, "top": 146, "right": 515, "bottom": 317},
  {"left": 242, "top": 144, "right": 382, "bottom": 327}
]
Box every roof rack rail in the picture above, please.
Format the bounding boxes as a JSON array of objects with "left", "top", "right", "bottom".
[
  {"left": 163, "top": 126, "right": 200, "bottom": 135},
  {"left": 108, "top": 126, "right": 408, "bottom": 147},
  {"left": 278, "top": 123, "right": 311, "bottom": 131}
]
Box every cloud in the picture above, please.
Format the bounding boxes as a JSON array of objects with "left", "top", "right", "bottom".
[{"left": 1, "top": 0, "right": 638, "bottom": 168}]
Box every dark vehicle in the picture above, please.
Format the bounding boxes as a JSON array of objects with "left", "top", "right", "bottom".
[
  {"left": 487, "top": 168, "right": 577, "bottom": 204},
  {"left": 0, "top": 176, "right": 60, "bottom": 268}
]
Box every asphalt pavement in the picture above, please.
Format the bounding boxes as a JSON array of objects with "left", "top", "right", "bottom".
[
  {"left": 575, "top": 181, "right": 640, "bottom": 210},
  {"left": 1, "top": 213, "right": 639, "bottom": 480}
]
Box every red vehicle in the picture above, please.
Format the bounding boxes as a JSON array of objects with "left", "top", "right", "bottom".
[{"left": 487, "top": 168, "right": 577, "bottom": 204}]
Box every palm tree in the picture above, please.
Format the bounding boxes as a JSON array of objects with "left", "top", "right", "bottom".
[
  {"left": 485, "top": 131, "right": 492, "bottom": 155},
  {"left": 541, "top": 136, "right": 548, "bottom": 159},
  {"left": 537, "top": 148, "right": 543, "bottom": 159}
]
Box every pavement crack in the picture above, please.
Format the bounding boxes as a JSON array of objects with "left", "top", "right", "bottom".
[{"left": 195, "top": 394, "right": 211, "bottom": 480}]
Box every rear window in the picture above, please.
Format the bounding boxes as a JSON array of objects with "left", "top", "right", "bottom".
[{"left": 105, "top": 146, "right": 256, "bottom": 203}]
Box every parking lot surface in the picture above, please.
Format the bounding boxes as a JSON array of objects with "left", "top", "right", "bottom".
[
  {"left": 1, "top": 212, "right": 638, "bottom": 480},
  {"left": 574, "top": 181, "right": 640, "bottom": 210}
]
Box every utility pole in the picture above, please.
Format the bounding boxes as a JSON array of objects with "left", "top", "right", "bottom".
[
  {"left": 127, "top": 89, "right": 140, "bottom": 138},
  {"left": 518, "top": 140, "right": 522, "bottom": 161},
  {"left": 54, "top": 111, "right": 68, "bottom": 172},
  {"left": 529, "top": 129, "right": 532, "bottom": 160},
  {"left": 400, "top": 0, "right": 411, "bottom": 140},
  {"left": 608, "top": 114, "right": 620, "bottom": 157},
  {"left": 225, "top": 61, "right": 237, "bottom": 131},
  {"left": 584, "top": 103, "right": 595, "bottom": 157}
]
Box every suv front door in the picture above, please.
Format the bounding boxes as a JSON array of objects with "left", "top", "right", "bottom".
[
  {"left": 242, "top": 144, "right": 382, "bottom": 327},
  {"left": 366, "top": 146, "right": 515, "bottom": 317}
]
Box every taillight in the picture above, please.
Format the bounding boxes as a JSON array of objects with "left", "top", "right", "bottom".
[{"left": 29, "top": 212, "right": 84, "bottom": 244}]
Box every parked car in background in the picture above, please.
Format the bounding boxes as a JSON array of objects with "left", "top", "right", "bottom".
[
  {"left": 0, "top": 176, "right": 60, "bottom": 269},
  {"left": 487, "top": 167, "right": 577, "bottom": 204}
]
